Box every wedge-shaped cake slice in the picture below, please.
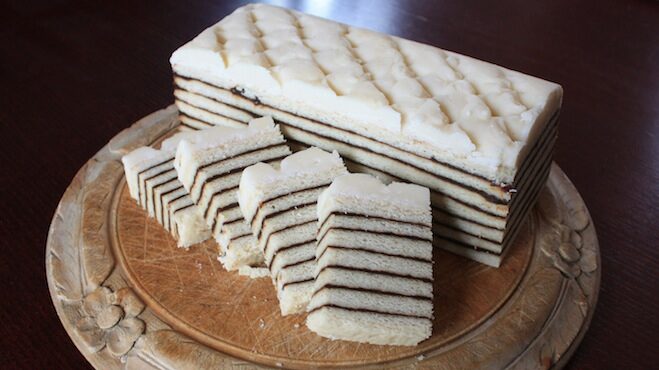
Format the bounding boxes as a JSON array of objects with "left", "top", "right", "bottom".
[
  {"left": 306, "top": 173, "right": 433, "bottom": 346},
  {"left": 238, "top": 147, "right": 348, "bottom": 315},
  {"left": 122, "top": 132, "right": 211, "bottom": 247},
  {"left": 174, "top": 116, "right": 291, "bottom": 270}
]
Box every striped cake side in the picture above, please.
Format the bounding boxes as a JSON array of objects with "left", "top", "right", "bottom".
[
  {"left": 238, "top": 148, "right": 349, "bottom": 315},
  {"left": 174, "top": 121, "right": 292, "bottom": 271},
  {"left": 307, "top": 175, "right": 433, "bottom": 345},
  {"left": 251, "top": 184, "right": 330, "bottom": 315},
  {"left": 171, "top": 76, "right": 555, "bottom": 266},
  {"left": 123, "top": 148, "right": 210, "bottom": 248}
]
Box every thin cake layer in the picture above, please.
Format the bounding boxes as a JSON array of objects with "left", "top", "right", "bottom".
[
  {"left": 122, "top": 132, "right": 211, "bottom": 248},
  {"left": 174, "top": 117, "right": 291, "bottom": 270},
  {"left": 307, "top": 173, "right": 433, "bottom": 346},
  {"left": 238, "top": 147, "right": 348, "bottom": 315}
]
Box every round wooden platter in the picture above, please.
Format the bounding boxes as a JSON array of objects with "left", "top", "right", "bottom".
[{"left": 46, "top": 105, "right": 600, "bottom": 370}]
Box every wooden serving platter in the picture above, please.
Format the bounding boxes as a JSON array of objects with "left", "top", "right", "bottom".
[{"left": 46, "top": 105, "right": 600, "bottom": 369}]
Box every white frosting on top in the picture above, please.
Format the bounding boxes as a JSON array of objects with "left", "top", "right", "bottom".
[
  {"left": 122, "top": 146, "right": 162, "bottom": 171},
  {"left": 174, "top": 116, "right": 283, "bottom": 189},
  {"left": 121, "top": 147, "right": 169, "bottom": 201},
  {"left": 240, "top": 147, "right": 344, "bottom": 186},
  {"left": 317, "top": 173, "right": 430, "bottom": 214},
  {"left": 238, "top": 147, "right": 346, "bottom": 222},
  {"left": 170, "top": 4, "right": 563, "bottom": 182},
  {"left": 175, "top": 116, "right": 276, "bottom": 153},
  {"left": 160, "top": 130, "right": 208, "bottom": 153}
]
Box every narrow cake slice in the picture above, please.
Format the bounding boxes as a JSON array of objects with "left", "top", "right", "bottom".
[
  {"left": 122, "top": 132, "right": 211, "bottom": 247},
  {"left": 238, "top": 147, "right": 348, "bottom": 315},
  {"left": 174, "top": 116, "right": 291, "bottom": 270},
  {"left": 306, "top": 173, "right": 433, "bottom": 346}
]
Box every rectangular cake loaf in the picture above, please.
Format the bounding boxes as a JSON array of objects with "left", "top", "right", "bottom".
[
  {"left": 170, "top": 3, "right": 562, "bottom": 267},
  {"left": 174, "top": 116, "right": 291, "bottom": 271},
  {"left": 306, "top": 173, "right": 433, "bottom": 345},
  {"left": 238, "top": 147, "right": 348, "bottom": 315},
  {"left": 122, "top": 132, "right": 211, "bottom": 247}
]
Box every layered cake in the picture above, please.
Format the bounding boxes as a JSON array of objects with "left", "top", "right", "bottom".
[
  {"left": 170, "top": 3, "right": 562, "bottom": 267},
  {"left": 122, "top": 132, "right": 211, "bottom": 247},
  {"left": 238, "top": 147, "right": 348, "bottom": 315},
  {"left": 306, "top": 173, "right": 433, "bottom": 345},
  {"left": 174, "top": 116, "right": 291, "bottom": 270}
]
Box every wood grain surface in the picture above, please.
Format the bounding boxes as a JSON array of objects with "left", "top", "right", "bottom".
[
  {"left": 112, "top": 177, "right": 532, "bottom": 367},
  {"left": 2, "top": 0, "right": 658, "bottom": 369}
]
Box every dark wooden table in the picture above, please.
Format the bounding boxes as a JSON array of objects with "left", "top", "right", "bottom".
[{"left": 2, "top": 1, "right": 658, "bottom": 368}]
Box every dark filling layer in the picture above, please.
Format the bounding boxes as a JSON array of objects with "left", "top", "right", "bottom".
[
  {"left": 318, "top": 211, "right": 430, "bottom": 233},
  {"left": 280, "top": 256, "right": 315, "bottom": 270},
  {"left": 189, "top": 142, "right": 288, "bottom": 199},
  {"left": 171, "top": 202, "right": 193, "bottom": 215},
  {"left": 153, "top": 177, "right": 179, "bottom": 226},
  {"left": 308, "top": 304, "right": 432, "bottom": 320},
  {"left": 317, "top": 213, "right": 432, "bottom": 246},
  {"left": 435, "top": 159, "right": 552, "bottom": 256},
  {"left": 137, "top": 160, "right": 174, "bottom": 206},
  {"left": 312, "top": 284, "right": 432, "bottom": 301},
  {"left": 280, "top": 277, "right": 314, "bottom": 289},
  {"left": 316, "top": 265, "right": 433, "bottom": 283},
  {"left": 179, "top": 112, "right": 213, "bottom": 128},
  {"left": 227, "top": 232, "right": 253, "bottom": 243},
  {"left": 267, "top": 238, "right": 316, "bottom": 269},
  {"left": 136, "top": 156, "right": 174, "bottom": 183},
  {"left": 261, "top": 219, "right": 317, "bottom": 259},
  {"left": 317, "top": 245, "right": 432, "bottom": 264},
  {"left": 249, "top": 182, "right": 332, "bottom": 227},
  {"left": 256, "top": 200, "right": 317, "bottom": 240},
  {"left": 145, "top": 170, "right": 178, "bottom": 217},
  {"left": 199, "top": 155, "right": 286, "bottom": 220},
  {"left": 160, "top": 185, "right": 185, "bottom": 230},
  {"left": 317, "top": 227, "right": 432, "bottom": 248}
]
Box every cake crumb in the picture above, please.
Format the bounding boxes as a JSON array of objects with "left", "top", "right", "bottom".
[
  {"left": 275, "top": 362, "right": 283, "bottom": 367},
  {"left": 294, "top": 323, "right": 300, "bottom": 329},
  {"left": 258, "top": 318, "right": 266, "bottom": 329},
  {"left": 417, "top": 355, "right": 425, "bottom": 361}
]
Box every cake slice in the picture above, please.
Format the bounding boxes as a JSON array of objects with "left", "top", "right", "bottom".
[
  {"left": 122, "top": 132, "right": 211, "bottom": 247},
  {"left": 306, "top": 173, "right": 433, "bottom": 346},
  {"left": 174, "top": 116, "right": 291, "bottom": 270},
  {"left": 238, "top": 147, "right": 348, "bottom": 315},
  {"left": 169, "top": 3, "right": 562, "bottom": 266}
]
